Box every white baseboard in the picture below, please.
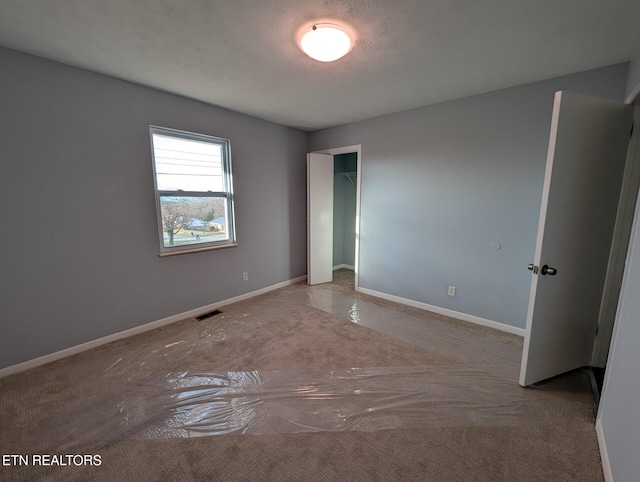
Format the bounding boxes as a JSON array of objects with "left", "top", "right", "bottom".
[
  {"left": 0, "top": 275, "right": 307, "bottom": 379},
  {"left": 596, "top": 418, "right": 614, "bottom": 482},
  {"left": 357, "top": 287, "right": 525, "bottom": 337},
  {"left": 333, "top": 264, "right": 354, "bottom": 271}
]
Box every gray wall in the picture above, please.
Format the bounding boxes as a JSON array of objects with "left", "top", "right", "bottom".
[
  {"left": 333, "top": 153, "right": 357, "bottom": 268},
  {"left": 0, "top": 47, "right": 308, "bottom": 369},
  {"left": 332, "top": 174, "right": 357, "bottom": 267},
  {"left": 310, "top": 64, "right": 629, "bottom": 329}
]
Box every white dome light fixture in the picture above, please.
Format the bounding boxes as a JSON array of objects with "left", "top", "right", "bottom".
[{"left": 298, "top": 23, "right": 354, "bottom": 62}]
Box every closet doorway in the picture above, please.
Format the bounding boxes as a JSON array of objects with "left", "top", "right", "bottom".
[{"left": 307, "top": 145, "right": 362, "bottom": 290}]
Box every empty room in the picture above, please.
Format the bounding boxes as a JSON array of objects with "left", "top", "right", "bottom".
[{"left": 2, "top": 1, "right": 640, "bottom": 481}]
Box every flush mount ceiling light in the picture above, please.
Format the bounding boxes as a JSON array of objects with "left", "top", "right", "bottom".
[{"left": 298, "top": 23, "right": 354, "bottom": 62}]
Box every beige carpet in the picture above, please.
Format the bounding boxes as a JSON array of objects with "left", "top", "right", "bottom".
[{"left": 0, "top": 270, "right": 604, "bottom": 481}]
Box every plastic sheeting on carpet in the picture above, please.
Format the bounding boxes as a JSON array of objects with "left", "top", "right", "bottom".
[
  {"left": 295, "top": 287, "right": 522, "bottom": 374},
  {"left": 39, "top": 284, "right": 593, "bottom": 442},
  {"left": 43, "top": 365, "right": 534, "bottom": 441}
]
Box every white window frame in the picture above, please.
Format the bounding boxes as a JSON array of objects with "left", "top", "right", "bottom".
[{"left": 149, "top": 125, "right": 237, "bottom": 256}]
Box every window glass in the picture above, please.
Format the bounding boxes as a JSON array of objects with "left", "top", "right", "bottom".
[
  {"left": 152, "top": 134, "right": 224, "bottom": 191},
  {"left": 150, "top": 126, "right": 236, "bottom": 255}
]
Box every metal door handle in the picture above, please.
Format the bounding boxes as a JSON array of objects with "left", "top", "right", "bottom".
[{"left": 541, "top": 265, "right": 557, "bottom": 276}]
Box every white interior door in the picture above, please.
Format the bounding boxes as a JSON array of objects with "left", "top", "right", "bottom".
[
  {"left": 520, "top": 91, "right": 633, "bottom": 387},
  {"left": 307, "top": 152, "right": 334, "bottom": 285}
]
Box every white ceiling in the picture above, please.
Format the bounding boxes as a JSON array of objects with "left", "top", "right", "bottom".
[{"left": 1, "top": 1, "right": 639, "bottom": 131}]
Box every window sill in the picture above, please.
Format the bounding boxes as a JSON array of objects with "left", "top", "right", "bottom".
[{"left": 159, "top": 243, "right": 238, "bottom": 257}]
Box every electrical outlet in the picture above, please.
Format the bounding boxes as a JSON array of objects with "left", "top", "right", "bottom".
[
  {"left": 242, "top": 272, "right": 249, "bottom": 282},
  {"left": 448, "top": 285, "right": 456, "bottom": 297}
]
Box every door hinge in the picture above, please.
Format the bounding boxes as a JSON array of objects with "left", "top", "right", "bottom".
[{"left": 631, "top": 123, "right": 634, "bottom": 138}]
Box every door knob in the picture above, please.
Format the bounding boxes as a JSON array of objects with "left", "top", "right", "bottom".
[
  {"left": 540, "top": 265, "right": 557, "bottom": 276},
  {"left": 527, "top": 264, "right": 534, "bottom": 271}
]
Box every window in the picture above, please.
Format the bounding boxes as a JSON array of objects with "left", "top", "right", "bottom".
[{"left": 149, "top": 126, "right": 236, "bottom": 255}]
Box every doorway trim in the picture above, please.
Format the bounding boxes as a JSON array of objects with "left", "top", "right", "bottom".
[
  {"left": 592, "top": 106, "right": 640, "bottom": 367},
  {"left": 311, "top": 144, "right": 362, "bottom": 291}
]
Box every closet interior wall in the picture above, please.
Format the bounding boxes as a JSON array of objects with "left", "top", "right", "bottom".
[{"left": 333, "top": 153, "right": 358, "bottom": 270}]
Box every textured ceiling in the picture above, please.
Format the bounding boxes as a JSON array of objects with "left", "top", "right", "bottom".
[{"left": 1, "top": 0, "right": 639, "bottom": 131}]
